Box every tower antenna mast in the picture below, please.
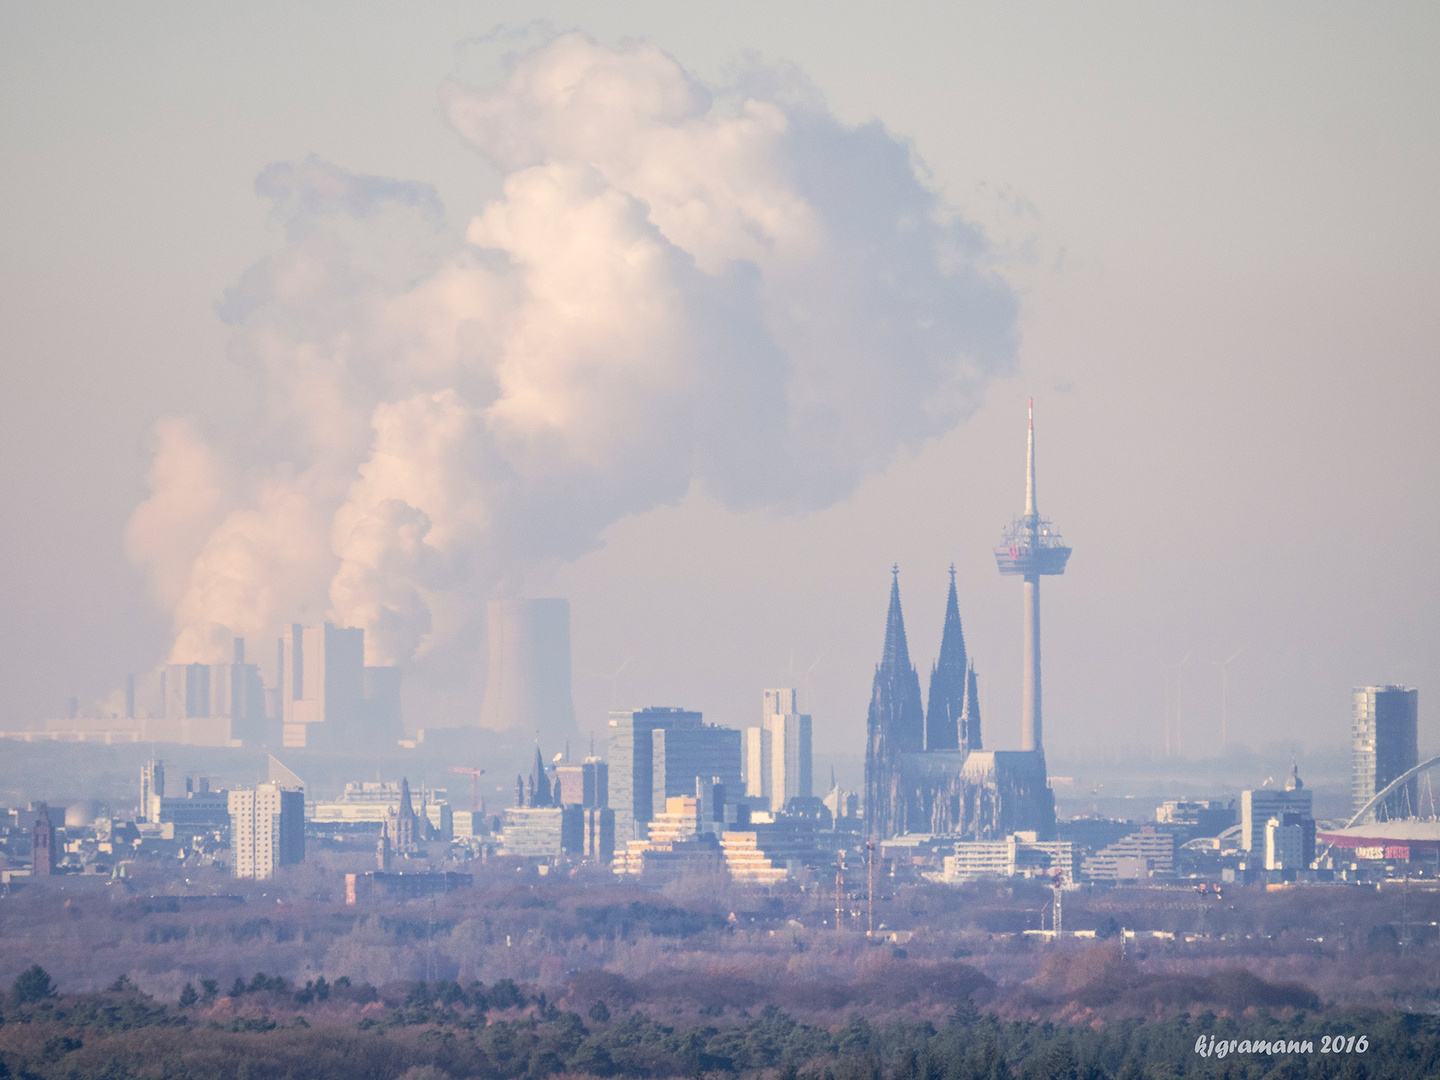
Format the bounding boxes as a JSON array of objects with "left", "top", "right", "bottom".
[{"left": 995, "top": 400, "right": 1071, "bottom": 753}]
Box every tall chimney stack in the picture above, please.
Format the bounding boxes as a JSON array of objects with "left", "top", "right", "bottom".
[{"left": 478, "top": 599, "right": 577, "bottom": 747}]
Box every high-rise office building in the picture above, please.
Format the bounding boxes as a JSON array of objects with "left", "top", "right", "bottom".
[
  {"left": 1264, "top": 811, "right": 1314, "bottom": 872},
  {"left": 583, "top": 807, "right": 615, "bottom": 863},
  {"left": 743, "top": 689, "right": 813, "bottom": 811},
  {"left": 652, "top": 724, "right": 742, "bottom": 818},
  {"left": 501, "top": 805, "right": 584, "bottom": 857},
  {"left": 1352, "top": 686, "right": 1419, "bottom": 822},
  {"left": 228, "top": 783, "right": 305, "bottom": 879},
  {"left": 1241, "top": 764, "right": 1313, "bottom": 856},
  {"left": 743, "top": 726, "right": 767, "bottom": 801},
  {"left": 608, "top": 707, "right": 707, "bottom": 842},
  {"left": 140, "top": 759, "right": 165, "bottom": 822}
]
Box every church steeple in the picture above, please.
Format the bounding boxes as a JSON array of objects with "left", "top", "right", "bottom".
[
  {"left": 961, "top": 658, "right": 982, "bottom": 751},
  {"left": 530, "top": 745, "right": 552, "bottom": 808},
  {"left": 925, "top": 565, "right": 968, "bottom": 751},
  {"left": 865, "top": 567, "right": 925, "bottom": 839},
  {"left": 881, "top": 564, "right": 914, "bottom": 673}
]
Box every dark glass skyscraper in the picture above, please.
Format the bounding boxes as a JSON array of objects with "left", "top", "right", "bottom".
[{"left": 607, "top": 707, "right": 711, "bottom": 841}]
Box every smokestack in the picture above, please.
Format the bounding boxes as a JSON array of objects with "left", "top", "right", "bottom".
[
  {"left": 478, "top": 599, "right": 576, "bottom": 747},
  {"left": 125, "top": 674, "right": 135, "bottom": 720}
]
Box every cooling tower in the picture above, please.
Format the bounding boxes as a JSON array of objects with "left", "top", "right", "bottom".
[{"left": 478, "top": 599, "right": 577, "bottom": 745}]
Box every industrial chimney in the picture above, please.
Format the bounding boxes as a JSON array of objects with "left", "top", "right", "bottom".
[{"left": 478, "top": 599, "right": 577, "bottom": 746}]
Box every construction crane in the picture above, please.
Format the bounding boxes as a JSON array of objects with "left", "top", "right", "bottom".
[{"left": 449, "top": 767, "right": 486, "bottom": 812}]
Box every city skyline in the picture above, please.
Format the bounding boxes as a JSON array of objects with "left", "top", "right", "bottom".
[
  {"left": 2, "top": 13, "right": 1438, "bottom": 1069},
  {"left": 1, "top": 8, "right": 1435, "bottom": 765}
]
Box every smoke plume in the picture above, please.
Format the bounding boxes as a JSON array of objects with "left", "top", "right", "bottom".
[{"left": 127, "top": 33, "right": 1019, "bottom": 721}]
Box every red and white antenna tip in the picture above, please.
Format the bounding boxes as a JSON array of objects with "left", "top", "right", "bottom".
[{"left": 1028, "top": 398, "right": 1033, "bottom": 428}]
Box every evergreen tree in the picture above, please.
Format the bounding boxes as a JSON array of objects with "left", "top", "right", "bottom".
[{"left": 13, "top": 965, "right": 55, "bottom": 1004}]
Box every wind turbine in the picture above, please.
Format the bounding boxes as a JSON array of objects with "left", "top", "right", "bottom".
[
  {"left": 607, "top": 657, "right": 634, "bottom": 709},
  {"left": 786, "top": 651, "right": 822, "bottom": 713},
  {"left": 1203, "top": 648, "right": 1245, "bottom": 752},
  {"left": 800, "top": 657, "right": 821, "bottom": 714},
  {"left": 1164, "top": 652, "right": 1194, "bottom": 757}
]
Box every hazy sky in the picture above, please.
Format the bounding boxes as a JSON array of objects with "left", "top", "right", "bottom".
[{"left": 1, "top": 4, "right": 1436, "bottom": 771}]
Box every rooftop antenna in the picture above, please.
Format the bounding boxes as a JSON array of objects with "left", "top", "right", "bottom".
[{"left": 1025, "top": 397, "right": 1037, "bottom": 517}]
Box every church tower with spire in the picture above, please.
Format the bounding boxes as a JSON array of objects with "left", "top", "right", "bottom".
[
  {"left": 961, "top": 660, "right": 982, "bottom": 751},
  {"left": 864, "top": 567, "right": 925, "bottom": 840},
  {"left": 530, "top": 745, "right": 553, "bottom": 808},
  {"left": 925, "top": 566, "right": 970, "bottom": 752}
]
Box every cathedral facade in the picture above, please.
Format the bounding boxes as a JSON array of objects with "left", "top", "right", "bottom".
[{"left": 864, "top": 569, "right": 1055, "bottom": 841}]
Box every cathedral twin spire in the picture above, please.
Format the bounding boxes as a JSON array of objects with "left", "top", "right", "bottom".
[
  {"left": 877, "top": 566, "right": 925, "bottom": 754},
  {"left": 865, "top": 567, "right": 984, "bottom": 838},
  {"left": 864, "top": 568, "right": 926, "bottom": 840},
  {"left": 926, "top": 567, "right": 970, "bottom": 752},
  {"left": 897, "top": 565, "right": 981, "bottom": 755}
]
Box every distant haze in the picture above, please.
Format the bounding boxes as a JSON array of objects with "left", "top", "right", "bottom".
[{"left": 0, "top": 7, "right": 1436, "bottom": 772}]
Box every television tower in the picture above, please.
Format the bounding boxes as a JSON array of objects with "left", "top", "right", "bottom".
[{"left": 995, "top": 400, "right": 1071, "bottom": 752}]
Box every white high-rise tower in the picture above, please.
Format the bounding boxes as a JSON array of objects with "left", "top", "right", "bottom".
[{"left": 744, "top": 689, "right": 813, "bottom": 811}]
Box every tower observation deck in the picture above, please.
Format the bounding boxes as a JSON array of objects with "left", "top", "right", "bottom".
[{"left": 995, "top": 400, "right": 1070, "bottom": 752}]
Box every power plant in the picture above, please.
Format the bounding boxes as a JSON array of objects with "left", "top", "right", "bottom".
[{"left": 477, "top": 599, "right": 578, "bottom": 748}]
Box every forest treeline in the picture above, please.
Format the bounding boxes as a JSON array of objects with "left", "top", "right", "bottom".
[{"left": 2, "top": 963, "right": 1439, "bottom": 1080}]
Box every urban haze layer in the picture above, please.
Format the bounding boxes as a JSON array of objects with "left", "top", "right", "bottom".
[
  {"left": 3, "top": 13, "right": 1438, "bottom": 1080},
  {"left": 2, "top": 405, "right": 1436, "bottom": 1080}
]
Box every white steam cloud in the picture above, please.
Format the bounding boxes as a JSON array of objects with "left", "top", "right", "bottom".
[{"left": 127, "top": 34, "right": 1018, "bottom": 719}]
